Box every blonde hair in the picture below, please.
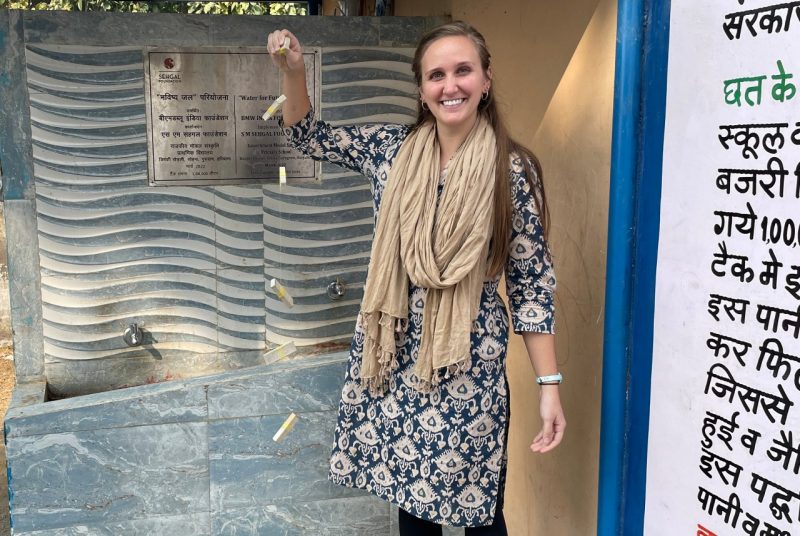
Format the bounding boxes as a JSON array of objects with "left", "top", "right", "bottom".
[{"left": 410, "top": 20, "right": 550, "bottom": 277}]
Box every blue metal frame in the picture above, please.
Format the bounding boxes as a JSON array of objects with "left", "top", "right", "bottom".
[
  {"left": 598, "top": 0, "right": 671, "bottom": 534},
  {"left": 623, "top": 0, "right": 671, "bottom": 532},
  {"left": 598, "top": 0, "right": 644, "bottom": 529}
]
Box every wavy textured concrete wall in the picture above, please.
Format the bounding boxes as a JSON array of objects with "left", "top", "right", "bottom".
[
  {"left": 27, "top": 43, "right": 415, "bottom": 394},
  {"left": 0, "top": 12, "right": 446, "bottom": 396}
]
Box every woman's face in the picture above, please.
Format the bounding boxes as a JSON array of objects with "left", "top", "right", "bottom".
[{"left": 418, "top": 35, "right": 491, "bottom": 133}]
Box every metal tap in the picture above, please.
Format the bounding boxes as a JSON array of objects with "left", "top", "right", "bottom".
[
  {"left": 123, "top": 323, "right": 143, "bottom": 347},
  {"left": 327, "top": 279, "right": 346, "bottom": 300}
]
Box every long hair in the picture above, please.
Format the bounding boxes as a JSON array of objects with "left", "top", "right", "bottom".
[{"left": 410, "top": 21, "right": 550, "bottom": 277}]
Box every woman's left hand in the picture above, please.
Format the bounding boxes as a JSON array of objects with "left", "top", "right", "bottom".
[{"left": 529, "top": 385, "right": 566, "bottom": 453}]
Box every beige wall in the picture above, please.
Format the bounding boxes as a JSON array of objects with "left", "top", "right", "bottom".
[
  {"left": 511, "top": 0, "right": 616, "bottom": 534},
  {"left": 396, "top": 1, "right": 617, "bottom": 533}
]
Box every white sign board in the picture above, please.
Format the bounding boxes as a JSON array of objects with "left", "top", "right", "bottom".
[{"left": 646, "top": 1, "right": 800, "bottom": 535}]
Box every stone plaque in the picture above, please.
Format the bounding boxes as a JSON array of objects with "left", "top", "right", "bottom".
[{"left": 144, "top": 47, "right": 320, "bottom": 186}]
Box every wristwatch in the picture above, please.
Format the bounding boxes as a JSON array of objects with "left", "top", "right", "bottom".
[{"left": 536, "top": 372, "right": 563, "bottom": 385}]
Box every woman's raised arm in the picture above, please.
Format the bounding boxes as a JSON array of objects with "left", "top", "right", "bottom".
[{"left": 267, "top": 29, "right": 310, "bottom": 126}]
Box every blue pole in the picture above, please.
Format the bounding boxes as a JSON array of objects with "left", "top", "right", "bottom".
[{"left": 598, "top": 0, "right": 645, "bottom": 534}]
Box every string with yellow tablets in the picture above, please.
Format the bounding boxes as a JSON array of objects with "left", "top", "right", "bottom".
[
  {"left": 263, "top": 37, "right": 289, "bottom": 120},
  {"left": 265, "top": 35, "right": 307, "bottom": 447},
  {"left": 266, "top": 67, "right": 290, "bottom": 305}
]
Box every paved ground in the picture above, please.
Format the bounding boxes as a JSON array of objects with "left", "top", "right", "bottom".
[{"left": 1, "top": 353, "right": 15, "bottom": 536}]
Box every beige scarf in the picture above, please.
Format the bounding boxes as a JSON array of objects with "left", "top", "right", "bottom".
[{"left": 360, "top": 117, "right": 497, "bottom": 395}]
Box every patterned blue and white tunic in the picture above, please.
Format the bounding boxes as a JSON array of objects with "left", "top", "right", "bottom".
[{"left": 283, "top": 109, "right": 555, "bottom": 528}]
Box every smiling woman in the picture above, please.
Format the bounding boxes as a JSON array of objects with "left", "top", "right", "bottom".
[
  {"left": 268, "top": 20, "right": 564, "bottom": 535},
  {"left": 417, "top": 35, "right": 492, "bottom": 150}
]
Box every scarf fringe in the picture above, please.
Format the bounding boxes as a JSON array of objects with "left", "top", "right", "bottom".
[
  {"left": 360, "top": 311, "right": 472, "bottom": 395},
  {"left": 361, "top": 311, "right": 403, "bottom": 396}
]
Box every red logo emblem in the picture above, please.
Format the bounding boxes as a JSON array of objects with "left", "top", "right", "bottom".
[{"left": 164, "top": 58, "right": 175, "bottom": 69}]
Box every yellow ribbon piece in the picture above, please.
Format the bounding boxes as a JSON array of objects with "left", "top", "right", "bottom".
[
  {"left": 263, "top": 341, "right": 297, "bottom": 365},
  {"left": 262, "top": 94, "right": 287, "bottom": 121},
  {"left": 270, "top": 278, "right": 294, "bottom": 307},
  {"left": 272, "top": 412, "right": 298, "bottom": 442},
  {"left": 279, "top": 166, "right": 287, "bottom": 185},
  {"left": 278, "top": 36, "right": 290, "bottom": 55}
]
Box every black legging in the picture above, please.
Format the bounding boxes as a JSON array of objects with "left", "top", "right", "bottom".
[{"left": 398, "top": 507, "right": 508, "bottom": 535}]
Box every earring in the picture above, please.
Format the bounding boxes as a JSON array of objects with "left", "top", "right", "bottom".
[
  {"left": 421, "top": 99, "right": 429, "bottom": 111},
  {"left": 481, "top": 89, "right": 490, "bottom": 101}
]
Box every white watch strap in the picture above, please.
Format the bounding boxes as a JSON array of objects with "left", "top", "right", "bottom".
[{"left": 536, "top": 372, "right": 563, "bottom": 385}]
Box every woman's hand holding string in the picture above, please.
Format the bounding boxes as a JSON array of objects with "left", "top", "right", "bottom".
[{"left": 266, "top": 29, "right": 310, "bottom": 126}]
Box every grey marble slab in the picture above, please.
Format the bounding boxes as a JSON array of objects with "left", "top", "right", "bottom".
[
  {"left": 4, "top": 382, "right": 207, "bottom": 438},
  {"left": 207, "top": 358, "right": 346, "bottom": 420},
  {"left": 23, "top": 12, "right": 210, "bottom": 46},
  {"left": 14, "top": 512, "right": 211, "bottom": 536},
  {"left": 20, "top": 12, "right": 444, "bottom": 49},
  {"left": 377, "top": 17, "right": 431, "bottom": 47},
  {"left": 209, "top": 16, "right": 381, "bottom": 47},
  {"left": 0, "top": 10, "right": 36, "bottom": 201},
  {"left": 4, "top": 200, "right": 44, "bottom": 382},
  {"left": 212, "top": 496, "right": 390, "bottom": 536},
  {"left": 209, "top": 410, "right": 359, "bottom": 510},
  {"left": 6, "top": 381, "right": 46, "bottom": 413},
  {"left": 7, "top": 422, "right": 209, "bottom": 533},
  {"left": 196, "top": 351, "right": 346, "bottom": 393},
  {"left": 8, "top": 352, "right": 349, "bottom": 437}
]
